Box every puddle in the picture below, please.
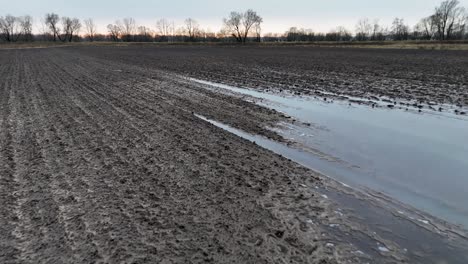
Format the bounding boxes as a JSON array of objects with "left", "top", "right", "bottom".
[
  {"left": 196, "top": 114, "right": 468, "bottom": 263},
  {"left": 191, "top": 78, "right": 468, "bottom": 230},
  {"left": 322, "top": 188, "right": 468, "bottom": 263}
]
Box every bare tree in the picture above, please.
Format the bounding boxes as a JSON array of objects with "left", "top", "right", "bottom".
[
  {"left": 355, "top": 18, "right": 372, "bottom": 41},
  {"left": 136, "top": 26, "right": 153, "bottom": 42},
  {"left": 156, "top": 18, "right": 172, "bottom": 40},
  {"left": 392, "top": 18, "right": 409, "bottom": 40},
  {"left": 107, "top": 23, "right": 121, "bottom": 41},
  {"left": 0, "top": 15, "right": 22, "bottom": 42},
  {"left": 61, "top": 17, "right": 72, "bottom": 41},
  {"left": 458, "top": 10, "right": 467, "bottom": 39},
  {"left": 157, "top": 19, "right": 176, "bottom": 42},
  {"left": 285, "top": 27, "right": 300, "bottom": 41},
  {"left": 121, "top": 18, "right": 136, "bottom": 42},
  {"left": 285, "top": 27, "right": 315, "bottom": 42},
  {"left": 175, "top": 26, "right": 186, "bottom": 38},
  {"left": 370, "top": 19, "right": 386, "bottom": 41},
  {"left": 62, "top": 17, "right": 81, "bottom": 42},
  {"left": 326, "top": 26, "right": 352, "bottom": 41},
  {"left": 242, "top": 10, "right": 263, "bottom": 42},
  {"left": 432, "top": 0, "right": 467, "bottom": 40},
  {"left": 254, "top": 21, "right": 262, "bottom": 42},
  {"left": 19, "top": 15, "right": 33, "bottom": 41},
  {"left": 416, "top": 16, "right": 437, "bottom": 40},
  {"left": 223, "top": 9, "right": 263, "bottom": 43},
  {"left": 138, "top": 26, "right": 152, "bottom": 36},
  {"left": 446, "top": 4, "right": 467, "bottom": 39},
  {"left": 45, "top": 13, "right": 61, "bottom": 41},
  {"left": 84, "top": 18, "right": 97, "bottom": 41},
  {"left": 223, "top": 12, "right": 243, "bottom": 42},
  {"left": 184, "top": 18, "right": 199, "bottom": 41}
]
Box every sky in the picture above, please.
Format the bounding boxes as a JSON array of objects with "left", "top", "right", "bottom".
[{"left": 1, "top": 0, "right": 468, "bottom": 34}]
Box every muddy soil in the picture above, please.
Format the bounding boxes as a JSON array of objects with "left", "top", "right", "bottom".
[
  {"left": 1, "top": 47, "right": 466, "bottom": 263},
  {"left": 0, "top": 48, "right": 349, "bottom": 263},
  {"left": 68, "top": 45, "right": 468, "bottom": 111}
]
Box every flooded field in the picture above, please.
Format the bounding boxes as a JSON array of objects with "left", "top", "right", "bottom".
[
  {"left": 2, "top": 46, "right": 468, "bottom": 263},
  {"left": 195, "top": 113, "right": 468, "bottom": 263},
  {"left": 192, "top": 78, "right": 468, "bottom": 229}
]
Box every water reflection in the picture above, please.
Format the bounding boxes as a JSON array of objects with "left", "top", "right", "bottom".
[{"left": 191, "top": 78, "right": 468, "bottom": 229}]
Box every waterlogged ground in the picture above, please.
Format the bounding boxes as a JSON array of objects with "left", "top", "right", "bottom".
[
  {"left": 70, "top": 45, "right": 468, "bottom": 111},
  {"left": 194, "top": 113, "right": 468, "bottom": 263},
  {"left": 191, "top": 79, "right": 468, "bottom": 228},
  {"left": 1, "top": 46, "right": 468, "bottom": 263},
  {"left": 0, "top": 47, "right": 385, "bottom": 264}
]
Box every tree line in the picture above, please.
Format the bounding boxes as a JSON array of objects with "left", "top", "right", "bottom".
[
  {"left": 0, "top": 9, "right": 262, "bottom": 43},
  {"left": 1, "top": 0, "right": 466, "bottom": 43},
  {"left": 282, "top": 0, "right": 467, "bottom": 42}
]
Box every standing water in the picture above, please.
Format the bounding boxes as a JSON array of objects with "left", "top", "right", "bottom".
[{"left": 191, "top": 78, "right": 468, "bottom": 229}]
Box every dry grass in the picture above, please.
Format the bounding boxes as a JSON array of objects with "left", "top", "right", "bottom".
[
  {"left": 2, "top": 40, "right": 468, "bottom": 50},
  {"left": 256, "top": 40, "right": 468, "bottom": 50}
]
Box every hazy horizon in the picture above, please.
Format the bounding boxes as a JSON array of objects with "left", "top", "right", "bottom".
[{"left": 2, "top": 0, "right": 468, "bottom": 34}]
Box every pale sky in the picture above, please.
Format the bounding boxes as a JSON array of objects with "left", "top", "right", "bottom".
[{"left": 1, "top": 0, "right": 468, "bottom": 34}]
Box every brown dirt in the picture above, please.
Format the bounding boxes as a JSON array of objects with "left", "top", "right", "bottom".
[
  {"left": 1, "top": 47, "right": 467, "bottom": 263},
  {"left": 68, "top": 45, "right": 468, "bottom": 110},
  {"left": 0, "top": 48, "right": 358, "bottom": 263}
]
